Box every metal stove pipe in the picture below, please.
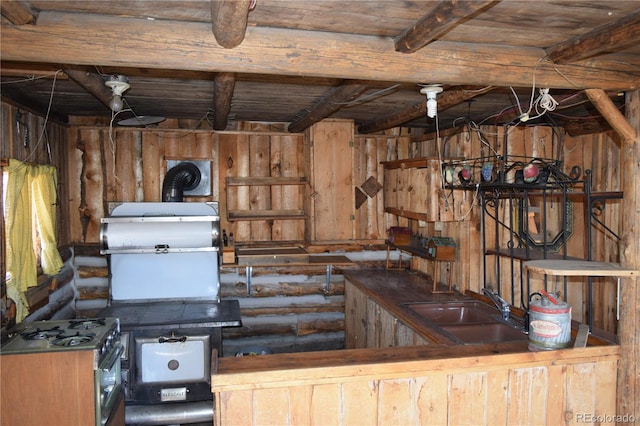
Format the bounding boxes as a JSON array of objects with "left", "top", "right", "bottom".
[
  {"left": 125, "top": 401, "right": 213, "bottom": 425},
  {"left": 162, "top": 162, "right": 201, "bottom": 202}
]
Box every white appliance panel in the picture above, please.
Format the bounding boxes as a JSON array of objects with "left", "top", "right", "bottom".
[
  {"left": 104, "top": 221, "right": 214, "bottom": 250},
  {"left": 110, "top": 252, "right": 219, "bottom": 301}
]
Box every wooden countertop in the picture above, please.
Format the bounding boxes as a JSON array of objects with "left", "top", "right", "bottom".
[
  {"left": 213, "top": 269, "right": 619, "bottom": 393},
  {"left": 343, "top": 269, "right": 475, "bottom": 344}
]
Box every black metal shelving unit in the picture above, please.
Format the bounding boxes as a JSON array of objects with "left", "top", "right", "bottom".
[{"left": 442, "top": 156, "right": 623, "bottom": 330}]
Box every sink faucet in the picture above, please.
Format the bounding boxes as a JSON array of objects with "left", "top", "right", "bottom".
[{"left": 483, "top": 288, "right": 510, "bottom": 320}]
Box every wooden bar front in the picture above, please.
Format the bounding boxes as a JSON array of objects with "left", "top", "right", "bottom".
[{"left": 211, "top": 344, "right": 619, "bottom": 425}]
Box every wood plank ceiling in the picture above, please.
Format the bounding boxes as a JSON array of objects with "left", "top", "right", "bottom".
[{"left": 1, "top": 1, "right": 640, "bottom": 135}]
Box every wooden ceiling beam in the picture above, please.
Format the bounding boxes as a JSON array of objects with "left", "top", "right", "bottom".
[
  {"left": 1, "top": 11, "right": 638, "bottom": 91},
  {"left": 546, "top": 10, "right": 640, "bottom": 64},
  {"left": 62, "top": 67, "right": 113, "bottom": 109},
  {"left": 1, "top": 0, "right": 36, "bottom": 25},
  {"left": 584, "top": 88, "right": 637, "bottom": 145},
  {"left": 358, "top": 86, "right": 495, "bottom": 134},
  {"left": 288, "top": 83, "right": 369, "bottom": 133},
  {"left": 395, "top": 0, "right": 497, "bottom": 54},
  {"left": 211, "top": 0, "right": 253, "bottom": 48},
  {"left": 213, "top": 72, "right": 236, "bottom": 130}
]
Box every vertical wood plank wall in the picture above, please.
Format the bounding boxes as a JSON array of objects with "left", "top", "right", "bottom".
[{"left": 0, "top": 100, "right": 622, "bottom": 333}]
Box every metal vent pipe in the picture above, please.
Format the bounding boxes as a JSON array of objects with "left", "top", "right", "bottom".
[{"left": 162, "top": 162, "right": 201, "bottom": 202}]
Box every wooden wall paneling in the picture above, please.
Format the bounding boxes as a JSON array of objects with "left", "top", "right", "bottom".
[
  {"left": 353, "top": 136, "right": 367, "bottom": 239},
  {"left": 342, "top": 380, "right": 378, "bottom": 425},
  {"left": 364, "top": 137, "right": 384, "bottom": 240},
  {"left": 269, "top": 134, "right": 286, "bottom": 240},
  {"left": 288, "top": 385, "right": 312, "bottom": 424},
  {"left": 67, "top": 129, "right": 83, "bottom": 243},
  {"left": 222, "top": 133, "right": 252, "bottom": 241},
  {"left": 310, "top": 383, "right": 341, "bottom": 424},
  {"left": 545, "top": 364, "right": 568, "bottom": 423},
  {"left": 249, "top": 133, "right": 272, "bottom": 241},
  {"left": 78, "top": 129, "right": 106, "bottom": 242},
  {"left": 216, "top": 389, "right": 253, "bottom": 425},
  {"left": 562, "top": 131, "right": 588, "bottom": 322},
  {"left": 253, "top": 387, "right": 290, "bottom": 425},
  {"left": 217, "top": 133, "right": 236, "bottom": 237},
  {"left": 113, "top": 130, "right": 141, "bottom": 202},
  {"left": 377, "top": 137, "right": 391, "bottom": 235},
  {"left": 506, "top": 367, "right": 547, "bottom": 424},
  {"left": 567, "top": 362, "right": 598, "bottom": 416},
  {"left": 141, "top": 131, "right": 164, "bottom": 201},
  {"left": 416, "top": 375, "right": 448, "bottom": 424},
  {"left": 378, "top": 379, "right": 417, "bottom": 425},
  {"left": 365, "top": 297, "right": 380, "bottom": 348},
  {"left": 448, "top": 372, "right": 488, "bottom": 424},
  {"left": 344, "top": 281, "right": 367, "bottom": 349},
  {"left": 269, "top": 134, "right": 305, "bottom": 241},
  {"left": 484, "top": 369, "right": 509, "bottom": 425},
  {"left": 311, "top": 120, "right": 354, "bottom": 241}
]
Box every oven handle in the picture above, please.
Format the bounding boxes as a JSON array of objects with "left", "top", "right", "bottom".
[
  {"left": 99, "top": 344, "right": 124, "bottom": 372},
  {"left": 158, "top": 335, "right": 188, "bottom": 344}
]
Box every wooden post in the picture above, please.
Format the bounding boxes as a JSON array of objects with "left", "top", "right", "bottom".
[{"left": 618, "top": 89, "right": 639, "bottom": 419}]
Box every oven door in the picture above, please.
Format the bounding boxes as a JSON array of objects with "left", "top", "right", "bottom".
[
  {"left": 95, "top": 344, "right": 124, "bottom": 425},
  {"left": 130, "top": 330, "right": 213, "bottom": 404},
  {"left": 135, "top": 333, "right": 211, "bottom": 385}
]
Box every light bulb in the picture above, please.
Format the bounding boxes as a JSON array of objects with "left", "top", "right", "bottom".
[
  {"left": 109, "top": 95, "right": 124, "bottom": 112},
  {"left": 426, "top": 96, "right": 437, "bottom": 118}
]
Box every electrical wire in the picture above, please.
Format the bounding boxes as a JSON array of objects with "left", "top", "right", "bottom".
[{"left": 25, "top": 70, "right": 62, "bottom": 162}]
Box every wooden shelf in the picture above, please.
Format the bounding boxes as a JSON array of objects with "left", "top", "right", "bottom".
[
  {"left": 225, "top": 176, "right": 307, "bottom": 221},
  {"left": 486, "top": 248, "right": 582, "bottom": 262},
  {"left": 225, "top": 176, "right": 307, "bottom": 186},
  {"left": 227, "top": 209, "right": 307, "bottom": 221},
  {"left": 525, "top": 260, "right": 639, "bottom": 277}
]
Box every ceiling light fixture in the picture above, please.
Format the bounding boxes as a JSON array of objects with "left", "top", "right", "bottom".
[
  {"left": 420, "top": 85, "right": 443, "bottom": 118},
  {"left": 104, "top": 75, "right": 130, "bottom": 112}
]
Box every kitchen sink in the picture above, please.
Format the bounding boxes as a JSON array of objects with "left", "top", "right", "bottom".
[
  {"left": 401, "top": 300, "right": 528, "bottom": 344},
  {"left": 440, "top": 323, "right": 528, "bottom": 344},
  {"left": 402, "top": 301, "right": 496, "bottom": 325}
]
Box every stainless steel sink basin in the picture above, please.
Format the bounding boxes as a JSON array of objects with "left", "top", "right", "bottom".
[
  {"left": 440, "top": 323, "right": 528, "bottom": 344},
  {"left": 401, "top": 301, "right": 496, "bottom": 325},
  {"left": 401, "top": 300, "right": 528, "bottom": 344}
]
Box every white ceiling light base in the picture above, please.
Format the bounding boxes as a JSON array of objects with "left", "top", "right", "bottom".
[
  {"left": 105, "top": 75, "right": 130, "bottom": 112},
  {"left": 420, "top": 85, "right": 443, "bottom": 119}
]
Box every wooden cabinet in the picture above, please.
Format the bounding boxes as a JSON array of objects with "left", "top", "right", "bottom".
[
  {"left": 382, "top": 157, "right": 465, "bottom": 222},
  {"left": 344, "top": 280, "right": 430, "bottom": 348}
]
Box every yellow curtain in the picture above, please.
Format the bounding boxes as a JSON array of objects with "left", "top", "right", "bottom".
[
  {"left": 31, "top": 164, "right": 63, "bottom": 275},
  {"left": 4, "top": 159, "right": 63, "bottom": 321}
]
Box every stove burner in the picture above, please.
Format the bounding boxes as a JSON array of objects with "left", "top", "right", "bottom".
[
  {"left": 51, "top": 332, "right": 96, "bottom": 347},
  {"left": 21, "top": 326, "right": 64, "bottom": 341},
  {"left": 68, "top": 318, "right": 106, "bottom": 330}
]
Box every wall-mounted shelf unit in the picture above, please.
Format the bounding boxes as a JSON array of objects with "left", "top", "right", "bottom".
[
  {"left": 381, "top": 157, "right": 464, "bottom": 222},
  {"left": 225, "top": 176, "right": 308, "bottom": 221}
]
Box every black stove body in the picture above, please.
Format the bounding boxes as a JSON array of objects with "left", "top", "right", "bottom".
[{"left": 98, "top": 202, "right": 241, "bottom": 425}]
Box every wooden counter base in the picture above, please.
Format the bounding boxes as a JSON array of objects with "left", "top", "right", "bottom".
[{"left": 212, "top": 343, "right": 619, "bottom": 425}]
